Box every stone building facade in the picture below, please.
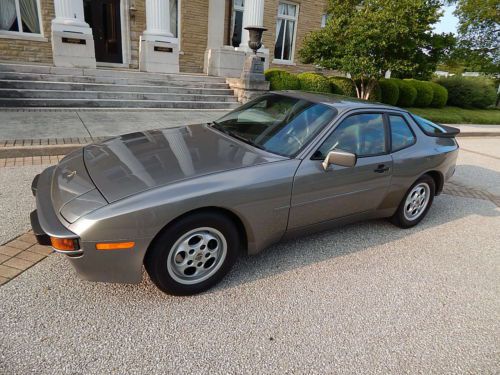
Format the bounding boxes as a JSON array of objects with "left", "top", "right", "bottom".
[{"left": 0, "top": 0, "right": 328, "bottom": 76}]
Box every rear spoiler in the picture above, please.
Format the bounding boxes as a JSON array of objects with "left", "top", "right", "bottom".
[{"left": 434, "top": 124, "right": 460, "bottom": 138}]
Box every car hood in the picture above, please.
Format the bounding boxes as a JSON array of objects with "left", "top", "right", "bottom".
[{"left": 83, "top": 124, "right": 284, "bottom": 202}]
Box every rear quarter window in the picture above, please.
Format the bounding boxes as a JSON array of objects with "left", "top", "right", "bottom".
[{"left": 389, "top": 115, "right": 416, "bottom": 152}]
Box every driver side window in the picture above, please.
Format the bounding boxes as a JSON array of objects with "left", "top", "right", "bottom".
[{"left": 315, "top": 113, "right": 386, "bottom": 159}]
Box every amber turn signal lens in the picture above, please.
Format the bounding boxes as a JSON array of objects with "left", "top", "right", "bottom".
[
  {"left": 50, "top": 237, "right": 79, "bottom": 251},
  {"left": 95, "top": 242, "right": 135, "bottom": 250}
]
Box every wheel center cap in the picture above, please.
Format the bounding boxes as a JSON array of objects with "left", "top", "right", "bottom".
[{"left": 195, "top": 253, "right": 203, "bottom": 261}]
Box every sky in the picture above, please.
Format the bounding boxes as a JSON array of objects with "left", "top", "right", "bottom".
[{"left": 433, "top": 4, "right": 459, "bottom": 34}]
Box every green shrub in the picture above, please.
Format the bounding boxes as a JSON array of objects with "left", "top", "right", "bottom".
[
  {"left": 368, "top": 80, "right": 382, "bottom": 102},
  {"left": 394, "top": 79, "right": 417, "bottom": 107},
  {"left": 378, "top": 79, "right": 400, "bottom": 105},
  {"left": 404, "top": 79, "right": 434, "bottom": 107},
  {"left": 329, "top": 77, "right": 357, "bottom": 97},
  {"left": 297, "top": 72, "right": 331, "bottom": 93},
  {"left": 264, "top": 69, "right": 301, "bottom": 91},
  {"left": 428, "top": 82, "right": 448, "bottom": 108},
  {"left": 435, "top": 76, "right": 497, "bottom": 109}
]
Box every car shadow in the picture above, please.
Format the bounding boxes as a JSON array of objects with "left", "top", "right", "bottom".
[{"left": 212, "top": 193, "right": 499, "bottom": 293}]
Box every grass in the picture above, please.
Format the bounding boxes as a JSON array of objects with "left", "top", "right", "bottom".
[{"left": 404, "top": 106, "right": 500, "bottom": 125}]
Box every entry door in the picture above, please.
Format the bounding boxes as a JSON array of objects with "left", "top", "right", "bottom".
[
  {"left": 84, "top": 0, "right": 122, "bottom": 63},
  {"left": 288, "top": 112, "right": 393, "bottom": 229}
]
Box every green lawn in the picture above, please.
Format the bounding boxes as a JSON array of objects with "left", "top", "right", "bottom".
[{"left": 404, "top": 106, "right": 500, "bottom": 125}]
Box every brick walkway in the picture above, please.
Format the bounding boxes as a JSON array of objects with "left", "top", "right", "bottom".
[
  {"left": 443, "top": 181, "right": 500, "bottom": 208},
  {"left": 0, "top": 155, "right": 65, "bottom": 167},
  {"left": 0, "top": 232, "right": 52, "bottom": 285}
]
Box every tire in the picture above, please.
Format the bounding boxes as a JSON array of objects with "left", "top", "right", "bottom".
[
  {"left": 144, "top": 212, "right": 240, "bottom": 295},
  {"left": 390, "top": 175, "right": 435, "bottom": 229}
]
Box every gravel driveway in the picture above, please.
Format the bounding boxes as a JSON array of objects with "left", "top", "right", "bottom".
[{"left": 1, "top": 194, "right": 499, "bottom": 374}]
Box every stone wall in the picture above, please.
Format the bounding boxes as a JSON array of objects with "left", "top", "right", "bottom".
[
  {"left": 129, "top": 0, "right": 146, "bottom": 68},
  {"left": 179, "top": 0, "right": 209, "bottom": 73},
  {"left": 0, "top": 0, "right": 54, "bottom": 64}
]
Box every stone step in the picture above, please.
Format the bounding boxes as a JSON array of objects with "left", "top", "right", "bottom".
[
  {"left": 0, "top": 80, "right": 234, "bottom": 95},
  {"left": 0, "top": 98, "right": 240, "bottom": 109},
  {"left": 0, "top": 89, "right": 238, "bottom": 102},
  {"left": 0, "top": 63, "right": 226, "bottom": 83},
  {"left": 0, "top": 72, "right": 230, "bottom": 89}
]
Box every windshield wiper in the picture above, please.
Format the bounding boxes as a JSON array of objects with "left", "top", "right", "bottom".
[{"left": 211, "top": 121, "right": 266, "bottom": 151}]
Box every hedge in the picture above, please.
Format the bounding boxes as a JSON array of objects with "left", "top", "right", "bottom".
[
  {"left": 329, "top": 77, "right": 357, "bottom": 97},
  {"left": 405, "top": 79, "right": 434, "bottom": 107},
  {"left": 394, "top": 79, "right": 417, "bottom": 107},
  {"left": 378, "top": 79, "right": 400, "bottom": 105},
  {"left": 436, "top": 76, "right": 496, "bottom": 109},
  {"left": 264, "top": 68, "right": 300, "bottom": 91},
  {"left": 368, "top": 80, "right": 382, "bottom": 102},
  {"left": 297, "top": 72, "right": 331, "bottom": 93},
  {"left": 428, "top": 82, "right": 448, "bottom": 108}
]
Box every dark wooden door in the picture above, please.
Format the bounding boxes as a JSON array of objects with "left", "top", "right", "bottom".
[{"left": 84, "top": 0, "right": 122, "bottom": 63}]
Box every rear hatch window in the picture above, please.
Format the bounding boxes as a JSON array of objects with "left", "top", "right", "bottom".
[{"left": 411, "top": 114, "right": 460, "bottom": 138}]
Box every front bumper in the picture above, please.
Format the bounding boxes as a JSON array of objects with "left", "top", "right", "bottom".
[
  {"left": 30, "top": 167, "right": 83, "bottom": 255},
  {"left": 31, "top": 167, "right": 146, "bottom": 284}
]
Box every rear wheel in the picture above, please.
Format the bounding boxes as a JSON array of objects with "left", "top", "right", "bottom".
[
  {"left": 390, "top": 175, "right": 435, "bottom": 228},
  {"left": 145, "top": 212, "right": 239, "bottom": 295}
]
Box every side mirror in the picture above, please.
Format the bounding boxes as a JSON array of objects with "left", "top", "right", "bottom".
[{"left": 322, "top": 149, "right": 357, "bottom": 170}]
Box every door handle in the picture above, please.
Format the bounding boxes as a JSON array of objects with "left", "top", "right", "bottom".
[{"left": 374, "top": 164, "right": 390, "bottom": 173}]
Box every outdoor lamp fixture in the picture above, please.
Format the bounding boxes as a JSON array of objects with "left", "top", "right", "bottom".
[{"left": 245, "top": 26, "right": 267, "bottom": 54}]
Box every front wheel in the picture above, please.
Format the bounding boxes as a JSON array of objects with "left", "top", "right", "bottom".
[
  {"left": 390, "top": 175, "right": 435, "bottom": 228},
  {"left": 145, "top": 212, "right": 239, "bottom": 295}
]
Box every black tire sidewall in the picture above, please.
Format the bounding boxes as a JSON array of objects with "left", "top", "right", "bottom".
[
  {"left": 145, "top": 212, "right": 239, "bottom": 295},
  {"left": 394, "top": 175, "right": 436, "bottom": 228}
]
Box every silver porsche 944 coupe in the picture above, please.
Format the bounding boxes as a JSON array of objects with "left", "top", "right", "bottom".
[{"left": 31, "top": 92, "right": 459, "bottom": 295}]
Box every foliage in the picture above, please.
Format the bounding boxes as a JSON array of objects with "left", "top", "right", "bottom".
[
  {"left": 407, "top": 106, "right": 500, "bottom": 124},
  {"left": 436, "top": 76, "right": 497, "bottom": 108},
  {"left": 393, "top": 79, "right": 418, "bottom": 107},
  {"left": 298, "top": 0, "right": 445, "bottom": 99},
  {"left": 446, "top": 0, "right": 500, "bottom": 73},
  {"left": 296, "top": 72, "right": 331, "bottom": 93},
  {"left": 378, "top": 79, "right": 400, "bottom": 106},
  {"left": 329, "top": 77, "right": 357, "bottom": 97},
  {"left": 396, "top": 33, "right": 456, "bottom": 80},
  {"left": 404, "top": 79, "right": 434, "bottom": 107},
  {"left": 264, "top": 69, "right": 301, "bottom": 91},
  {"left": 428, "top": 82, "right": 448, "bottom": 108}
]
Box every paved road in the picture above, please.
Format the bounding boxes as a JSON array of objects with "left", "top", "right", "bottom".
[
  {"left": 0, "top": 110, "right": 229, "bottom": 139},
  {"left": 0, "top": 138, "right": 499, "bottom": 374}
]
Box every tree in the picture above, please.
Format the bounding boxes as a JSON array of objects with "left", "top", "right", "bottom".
[
  {"left": 398, "top": 33, "right": 456, "bottom": 80},
  {"left": 298, "top": 0, "right": 445, "bottom": 99},
  {"left": 451, "top": 0, "right": 499, "bottom": 73}
]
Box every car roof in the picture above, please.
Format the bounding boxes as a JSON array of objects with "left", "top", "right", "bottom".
[{"left": 275, "top": 90, "right": 404, "bottom": 113}]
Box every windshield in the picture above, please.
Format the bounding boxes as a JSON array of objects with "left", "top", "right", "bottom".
[{"left": 212, "top": 94, "right": 337, "bottom": 157}]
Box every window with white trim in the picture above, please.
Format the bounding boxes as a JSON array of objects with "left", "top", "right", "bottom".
[
  {"left": 0, "top": 0, "right": 42, "bottom": 36},
  {"left": 274, "top": 1, "right": 298, "bottom": 62},
  {"left": 231, "top": 0, "right": 244, "bottom": 47}
]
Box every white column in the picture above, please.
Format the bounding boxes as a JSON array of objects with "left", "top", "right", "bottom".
[
  {"left": 207, "top": 0, "right": 225, "bottom": 49},
  {"left": 140, "top": 0, "right": 179, "bottom": 73},
  {"left": 52, "top": 0, "right": 90, "bottom": 31},
  {"left": 239, "top": 0, "right": 265, "bottom": 49},
  {"left": 144, "top": 0, "right": 173, "bottom": 39},
  {"left": 51, "top": 0, "right": 95, "bottom": 68}
]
